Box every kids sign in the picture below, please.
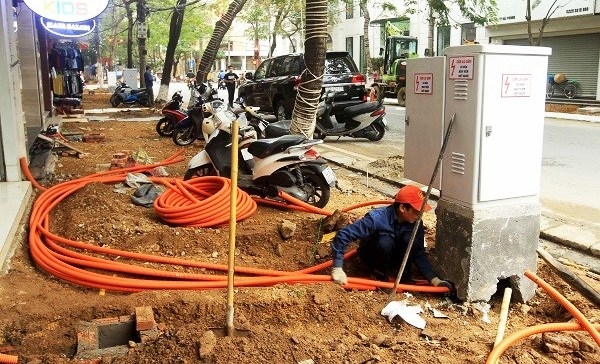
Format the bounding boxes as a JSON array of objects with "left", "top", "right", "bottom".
[{"left": 24, "top": 0, "right": 109, "bottom": 22}]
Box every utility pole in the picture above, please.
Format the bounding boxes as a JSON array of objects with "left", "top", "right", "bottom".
[{"left": 137, "top": 0, "right": 147, "bottom": 87}]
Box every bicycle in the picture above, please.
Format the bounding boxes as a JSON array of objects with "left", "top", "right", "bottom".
[{"left": 546, "top": 73, "right": 578, "bottom": 99}]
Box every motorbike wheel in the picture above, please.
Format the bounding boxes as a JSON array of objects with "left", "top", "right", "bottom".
[
  {"left": 139, "top": 96, "right": 150, "bottom": 107},
  {"left": 172, "top": 126, "right": 197, "bottom": 146},
  {"left": 564, "top": 83, "right": 577, "bottom": 99},
  {"left": 156, "top": 118, "right": 175, "bottom": 137},
  {"left": 298, "top": 166, "right": 331, "bottom": 208},
  {"left": 183, "top": 164, "right": 217, "bottom": 180},
  {"left": 110, "top": 94, "right": 121, "bottom": 107},
  {"left": 365, "top": 123, "right": 386, "bottom": 142}
]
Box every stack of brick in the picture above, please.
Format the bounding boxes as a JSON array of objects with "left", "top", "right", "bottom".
[
  {"left": 82, "top": 133, "right": 105, "bottom": 142},
  {"left": 110, "top": 151, "right": 136, "bottom": 169}
]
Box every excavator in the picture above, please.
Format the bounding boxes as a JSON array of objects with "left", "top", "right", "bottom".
[{"left": 370, "top": 22, "right": 418, "bottom": 107}]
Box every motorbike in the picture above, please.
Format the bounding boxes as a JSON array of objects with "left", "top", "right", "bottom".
[
  {"left": 109, "top": 82, "right": 150, "bottom": 107},
  {"left": 156, "top": 91, "right": 187, "bottom": 137},
  {"left": 262, "top": 91, "right": 388, "bottom": 141},
  {"left": 171, "top": 82, "right": 224, "bottom": 146},
  {"left": 183, "top": 100, "right": 337, "bottom": 208}
]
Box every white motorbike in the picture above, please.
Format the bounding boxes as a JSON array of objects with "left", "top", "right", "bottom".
[
  {"left": 183, "top": 101, "right": 337, "bottom": 208},
  {"left": 261, "top": 91, "right": 388, "bottom": 141}
]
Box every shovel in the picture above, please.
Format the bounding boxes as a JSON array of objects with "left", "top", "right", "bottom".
[
  {"left": 209, "top": 119, "right": 250, "bottom": 337},
  {"left": 386, "top": 113, "right": 456, "bottom": 304}
]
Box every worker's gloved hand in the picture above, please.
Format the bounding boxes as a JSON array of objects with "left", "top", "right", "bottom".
[
  {"left": 431, "top": 277, "right": 452, "bottom": 290},
  {"left": 331, "top": 267, "right": 348, "bottom": 285},
  {"left": 432, "top": 277, "right": 461, "bottom": 303}
]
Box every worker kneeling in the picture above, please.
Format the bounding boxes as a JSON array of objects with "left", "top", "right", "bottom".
[{"left": 330, "top": 185, "right": 452, "bottom": 291}]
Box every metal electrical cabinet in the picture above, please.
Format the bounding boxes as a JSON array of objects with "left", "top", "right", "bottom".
[
  {"left": 404, "top": 56, "right": 446, "bottom": 191},
  {"left": 405, "top": 45, "right": 552, "bottom": 207}
]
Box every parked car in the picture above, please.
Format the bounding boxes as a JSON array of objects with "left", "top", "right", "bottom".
[{"left": 238, "top": 51, "right": 367, "bottom": 120}]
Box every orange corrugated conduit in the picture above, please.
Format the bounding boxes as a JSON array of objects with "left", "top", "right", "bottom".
[
  {"left": 0, "top": 353, "right": 18, "bottom": 364},
  {"left": 21, "top": 152, "right": 447, "bottom": 294},
  {"left": 486, "top": 270, "right": 600, "bottom": 363}
]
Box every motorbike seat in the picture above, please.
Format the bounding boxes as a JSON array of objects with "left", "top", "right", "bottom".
[
  {"left": 264, "top": 119, "right": 291, "bottom": 138},
  {"left": 131, "top": 88, "right": 147, "bottom": 94},
  {"left": 342, "top": 100, "right": 383, "bottom": 120},
  {"left": 248, "top": 134, "right": 306, "bottom": 159}
]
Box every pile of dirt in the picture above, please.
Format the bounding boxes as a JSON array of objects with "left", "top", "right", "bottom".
[{"left": 0, "top": 92, "right": 598, "bottom": 363}]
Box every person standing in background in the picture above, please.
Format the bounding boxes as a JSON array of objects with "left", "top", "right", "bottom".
[
  {"left": 224, "top": 65, "right": 239, "bottom": 108},
  {"left": 144, "top": 66, "right": 154, "bottom": 107}
]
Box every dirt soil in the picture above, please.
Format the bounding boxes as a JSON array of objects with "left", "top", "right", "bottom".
[{"left": 0, "top": 91, "right": 598, "bottom": 363}]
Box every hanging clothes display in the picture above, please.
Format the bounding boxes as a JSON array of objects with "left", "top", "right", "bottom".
[{"left": 48, "top": 42, "right": 85, "bottom": 110}]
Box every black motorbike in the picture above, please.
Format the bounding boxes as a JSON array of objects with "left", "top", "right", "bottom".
[{"left": 109, "top": 82, "right": 150, "bottom": 107}]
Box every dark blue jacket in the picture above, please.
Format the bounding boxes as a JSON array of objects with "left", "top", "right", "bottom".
[
  {"left": 144, "top": 70, "right": 153, "bottom": 87},
  {"left": 331, "top": 204, "right": 436, "bottom": 281}
]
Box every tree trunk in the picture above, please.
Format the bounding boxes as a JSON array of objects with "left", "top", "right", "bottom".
[
  {"left": 269, "top": 9, "right": 284, "bottom": 57},
  {"left": 427, "top": 6, "right": 435, "bottom": 56},
  {"left": 156, "top": 0, "right": 187, "bottom": 103},
  {"left": 138, "top": 0, "right": 147, "bottom": 89},
  {"left": 360, "top": 1, "right": 371, "bottom": 78},
  {"left": 289, "top": 0, "right": 327, "bottom": 137},
  {"left": 196, "top": 0, "right": 249, "bottom": 83},
  {"left": 125, "top": 2, "right": 134, "bottom": 68}
]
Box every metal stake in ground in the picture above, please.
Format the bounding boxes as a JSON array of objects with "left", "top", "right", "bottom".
[{"left": 386, "top": 113, "right": 456, "bottom": 304}]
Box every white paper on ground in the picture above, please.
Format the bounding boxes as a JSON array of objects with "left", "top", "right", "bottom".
[
  {"left": 381, "top": 301, "right": 426, "bottom": 329},
  {"left": 425, "top": 301, "right": 449, "bottom": 319}
]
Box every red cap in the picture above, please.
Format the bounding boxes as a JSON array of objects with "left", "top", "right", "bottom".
[{"left": 395, "top": 185, "right": 431, "bottom": 212}]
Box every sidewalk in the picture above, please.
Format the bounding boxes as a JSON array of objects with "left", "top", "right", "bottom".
[{"left": 316, "top": 111, "right": 600, "bottom": 260}]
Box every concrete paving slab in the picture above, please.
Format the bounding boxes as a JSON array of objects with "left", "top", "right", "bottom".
[{"left": 540, "top": 224, "right": 599, "bottom": 254}]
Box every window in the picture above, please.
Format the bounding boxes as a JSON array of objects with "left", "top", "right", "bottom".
[
  {"left": 461, "top": 23, "right": 477, "bottom": 44},
  {"left": 346, "top": 37, "right": 353, "bottom": 59},
  {"left": 346, "top": 0, "right": 353, "bottom": 19},
  {"left": 324, "top": 54, "right": 357, "bottom": 74},
  {"left": 437, "top": 25, "right": 451, "bottom": 56},
  {"left": 253, "top": 59, "right": 271, "bottom": 80}
]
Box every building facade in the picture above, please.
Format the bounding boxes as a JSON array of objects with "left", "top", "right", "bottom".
[{"left": 329, "top": 0, "right": 599, "bottom": 100}]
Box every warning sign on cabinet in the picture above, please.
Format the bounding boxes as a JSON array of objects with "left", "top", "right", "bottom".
[
  {"left": 501, "top": 74, "right": 531, "bottom": 97},
  {"left": 448, "top": 56, "right": 474, "bottom": 79},
  {"left": 414, "top": 73, "right": 433, "bottom": 94}
]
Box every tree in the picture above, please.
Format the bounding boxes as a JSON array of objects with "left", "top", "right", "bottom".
[
  {"left": 239, "top": 1, "right": 270, "bottom": 62},
  {"left": 154, "top": 0, "right": 187, "bottom": 101},
  {"left": 525, "top": 0, "right": 561, "bottom": 46},
  {"left": 196, "top": 0, "right": 250, "bottom": 83},
  {"left": 359, "top": 0, "right": 372, "bottom": 77},
  {"left": 402, "top": 0, "right": 498, "bottom": 56},
  {"left": 288, "top": 0, "right": 327, "bottom": 137}
]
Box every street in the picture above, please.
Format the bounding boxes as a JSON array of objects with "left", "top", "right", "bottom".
[{"left": 316, "top": 100, "right": 600, "bottom": 232}]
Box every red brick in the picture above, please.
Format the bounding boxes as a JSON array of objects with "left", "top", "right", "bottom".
[{"left": 135, "top": 306, "right": 156, "bottom": 331}]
